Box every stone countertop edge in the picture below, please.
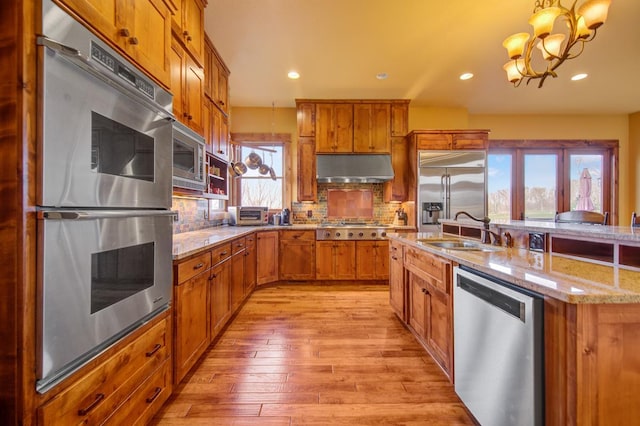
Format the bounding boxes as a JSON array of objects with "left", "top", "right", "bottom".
[
  {"left": 173, "top": 224, "right": 417, "bottom": 261},
  {"left": 439, "top": 218, "right": 640, "bottom": 243},
  {"left": 388, "top": 232, "right": 640, "bottom": 304}
]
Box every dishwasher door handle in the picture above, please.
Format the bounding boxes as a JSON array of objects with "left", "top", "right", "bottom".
[{"left": 457, "top": 275, "right": 526, "bottom": 322}]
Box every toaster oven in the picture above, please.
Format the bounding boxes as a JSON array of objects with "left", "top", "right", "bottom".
[{"left": 229, "top": 206, "right": 269, "bottom": 226}]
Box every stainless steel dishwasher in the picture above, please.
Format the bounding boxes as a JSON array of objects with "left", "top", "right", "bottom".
[{"left": 453, "top": 266, "right": 544, "bottom": 426}]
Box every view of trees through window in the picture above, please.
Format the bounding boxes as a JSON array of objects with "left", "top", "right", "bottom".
[
  {"left": 488, "top": 146, "right": 610, "bottom": 221},
  {"left": 237, "top": 145, "right": 284, "bottom": 209}
]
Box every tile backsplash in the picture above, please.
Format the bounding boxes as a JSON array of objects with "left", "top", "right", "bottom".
[
  {"left": 172, "top": 197, "right": 228, "bottom": 234},
  {"left": 291, "top": 183, "right": 402, "bottom": 225}
]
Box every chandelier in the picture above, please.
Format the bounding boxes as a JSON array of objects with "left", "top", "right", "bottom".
[{"left": 502, "top": 0, "right": 611, "bottom": 87}]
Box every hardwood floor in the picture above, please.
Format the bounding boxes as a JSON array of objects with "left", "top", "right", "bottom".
[{"left": 152, "top": 284, "right": 476, "bottom": 425}]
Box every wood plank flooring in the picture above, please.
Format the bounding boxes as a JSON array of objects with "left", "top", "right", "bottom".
[{"left": 152, "top": 284, "right": 476, "bottom": 425}]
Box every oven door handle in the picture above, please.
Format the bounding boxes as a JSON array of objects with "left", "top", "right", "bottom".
[
  {"left": 38, "top": 210, "right": 178, "bottom": 220},
  {"left": 37, "top": 36, "right": 174, "bottom": 121}
]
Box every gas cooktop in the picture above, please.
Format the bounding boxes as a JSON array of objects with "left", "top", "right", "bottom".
[{"left": 316, "top": 223, "right": 391, "bottom": 240}]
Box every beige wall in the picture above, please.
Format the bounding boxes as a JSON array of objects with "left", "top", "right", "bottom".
[{"left": 231, "top": 106, "right": 637, "bottom": 222}]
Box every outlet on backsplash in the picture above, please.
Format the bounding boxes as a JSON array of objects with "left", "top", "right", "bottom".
[{"left": 307, "top": 210, "right": 312, "bottom": 218}]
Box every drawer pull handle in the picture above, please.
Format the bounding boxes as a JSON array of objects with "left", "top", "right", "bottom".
[
  {"left": 146, "top": 343, "right": 162, "bottom": 357},
  {"left": 146, "top": 387, "right": 162, "bottom": 404},
  {"left": 78, "top": 393, "right": 105, "bottom": 416},
  {"left": 220, "top": 251, "right": 228, "bottom": 256},
  {"left": 193, "top": 263, "right": 205, "bottom": 270}
]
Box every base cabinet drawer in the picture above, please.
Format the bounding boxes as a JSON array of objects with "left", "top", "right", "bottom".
[{"left": 37, "top": 313, "right": 170, "bottom": 425}]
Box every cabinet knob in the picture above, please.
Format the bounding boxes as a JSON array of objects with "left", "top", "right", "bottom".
[
  {"left": 217, "top": 150, "right": 223, "bottom": 154},
  {"left": 120, "top": 28, "right": 130, "bottom": 37},
  {"left": 129, "top": 37, "right": 139, "bottom": 45}
]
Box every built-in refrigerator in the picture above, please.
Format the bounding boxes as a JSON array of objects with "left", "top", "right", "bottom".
[{"left": 418, "top": 151, "right": 486, "bottom": 232}]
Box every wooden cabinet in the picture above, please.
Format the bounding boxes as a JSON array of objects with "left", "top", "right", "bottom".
[
  {"left": 315, "top": 241, "right": 356, "bottom": 280},
  {"left": 411, "top": 130, "right": 489, "bottom": 151},
  {"left": 244, "top": 234, "right": 257, "bottom": 293},
  {"left": 174, "top": 252, "right": 210, "bottom": 383},
  {"left": 391, "top": 102, "right": 409, "bottom": 137},
  {"left": 315, "top": 103, "right": 353, "bottom": 153},
  {"left": 257, "top": 231, "right": 279, "bottom": 285},
  {"left": 230, "top": 237, "right": 246, "bottom": 310},
  {"left": 388, "top": 240, "right": 405, "bottom": 320},
  {"left": 171, "top": 0, "right": 205, "bottom": 66},
  {"left": 355, "top": 240, "right": 389, "bottom": 280},
  {"left": 297, "top": 102, "right": 315, "bottom": 137},
  {"left": 279, "top": 230, "right": 316, "bottom": 280},
  {"left": 170, "top": 38, "right": 204, "bottom": 135},
  {"left": 403, "top": 245, "right": 453, "bottom": 377},
  {"left": 208, "top": 103, "right": 229, "bottom": 160},
  {"left": 204, "top": 36, "right": 230, "bottom": 115},
  {"left": 209, "top": 258, "right": 231, "bottom": 339},
  {"left": 353, "top": 103, "right": 391, "bottom": 153},
  {"left": 383, "top": 136, "right": 414, "bottom": 202},
  {"left": 37, "top": 312, "right": 171, "bottom": 425},
  {"left": 297, "top": 138, "right": 317, "bottom": 202}
]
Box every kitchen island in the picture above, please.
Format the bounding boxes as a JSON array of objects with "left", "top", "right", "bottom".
[{"left": 388, "top": 225, "right": 640, "bottom": 425}]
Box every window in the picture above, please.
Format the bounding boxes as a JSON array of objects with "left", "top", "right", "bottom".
[
  {"left": 233, "top": 144, "right": 284, "bottom": 209},
  {"left": 488, "top": 140, "right": 617, "bottom": 223}
]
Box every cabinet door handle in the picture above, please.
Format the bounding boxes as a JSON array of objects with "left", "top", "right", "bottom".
[
  {"left": 146, "top": 387, "right": 162, "bottom": 404},
  {"left": 421, "top": 288, "right": 429, "bottom": 295},
  {"left": 78, "top": 393, "right": 105, "bottom": 416},
  {"left": 119, "top": 28, "right": 130, "bottom": 37},
  {"left": 391, "top": 256, "right": 398, "bottom": 261},
  {"left": 193, "top": 263, "right": 205, "bottom": 270},
  {"left": 293, "top": 235, "right": 300, "bottom": 239},
  {"left": 129, "top": 37, "right": 139, "bottom": 45},
  {"left": 145, "top": 343, "right": 162, "bottom": 357},
  {"left": 220, "top": 251, "right": 228, "bottom": 256}
]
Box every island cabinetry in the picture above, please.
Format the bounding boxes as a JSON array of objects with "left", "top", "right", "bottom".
[
  {"left": 353, "top": 103, "right": 391, "bottom": 153},
  {"left": 403, "top": 245, "right": 453, "bottom": 378},
  {"left": 355, "top": 240, "right": 389, "bottom": 280},
  {"left": 410, "top": 129, "right": 489, "bottom": 151},
  {"left": 315, "top": 103, "right": 354, "bottom": 153},
  {"left": 230, "top": 237, "right": 246, "bottom": 311},
  {"left": 58, "top": 0, "right": 173, "bottom": 88},
  {"left": 173, "top": 250, "right": 212, "bottom": 383},
  {"left": 315, "top": 241, "right": 356, "bottom": 280},
  {"left": 257, "top": 231, "right": 279, "bottom": 285},
  {"left": 38, "top": 311, "right": 171, "bottom": 425},
  {"left": 297, "top": 138, "right": 317, "bottom": 202},
  {"left": 388, "top": 240, "right": 405, "bottom": 320},
  {"left": 279, "top": 230, "right": 316, "bottom": 280},
  {"left": 244, "top": 233, "right": 257, "bottom": 294}
]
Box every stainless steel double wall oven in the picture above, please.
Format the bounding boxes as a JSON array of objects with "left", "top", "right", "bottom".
[{"left": 37, "top": 0, "right": 174, "bottom": 392}]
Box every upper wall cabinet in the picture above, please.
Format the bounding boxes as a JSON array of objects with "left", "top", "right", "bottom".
[
  {"left": 59, "top": 0, "right": 172, "bottom": 88},
  {"left": 410, "top": 130, "right": 489, "bottom": 151},
  {"left": 171, "top": 39, "right": 205, "bottom": 135},
  {"left": 296, "top": 100, "right": 410, "bottom": 154},
  {"left": 204, "top": 35, "right": 230, "bottom": 115},
  {"left": 170, "top": 0, "right": 206, "bottom": 67}
]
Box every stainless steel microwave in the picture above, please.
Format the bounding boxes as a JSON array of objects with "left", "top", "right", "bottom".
[
  {"left": 229, "top": 206, "right": 269, "bottom": 226},
  {"left": 172, "top": 120, "right": 206, "bottom": 191}
]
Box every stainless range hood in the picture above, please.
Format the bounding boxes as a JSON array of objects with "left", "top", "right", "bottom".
[{"left": 316, "top": 154, "right": 394, "bottom": 183}]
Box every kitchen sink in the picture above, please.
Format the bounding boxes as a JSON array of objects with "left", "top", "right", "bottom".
[{"left": 417, "top": 238, "right": 503, "bottom": 252}]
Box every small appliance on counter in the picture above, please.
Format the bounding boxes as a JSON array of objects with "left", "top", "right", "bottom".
[
  {"left": 281, "top": 208, "right": 291, "bottom": 225},
  {"left": 422, "top": 202, "right": 442, "bottom": 225},
  {"left": 229, "top": 206, "right": 269, "bottom": 226}
]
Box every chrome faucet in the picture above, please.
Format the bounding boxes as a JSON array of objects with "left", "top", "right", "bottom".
[{"left": 454, "top": 211, "right": 494, "bottom": 244}]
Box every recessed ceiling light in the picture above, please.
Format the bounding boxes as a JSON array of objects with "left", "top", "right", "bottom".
[
  {"left": 459, "top": 73, "right": 474, "bottom": 81},
  {"left": 376, "top": 73, "right": 388, "bottom": 80},
  {"left": 287, "top": 71, "right": 300, "bottom": 79},
  {"left": 571, "top": 73, "right": 588, "bottom": 81}
]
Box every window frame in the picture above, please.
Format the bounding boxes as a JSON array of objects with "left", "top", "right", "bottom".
[
  {"left": 228, "top": 133, "right": 292, "bottom": 211},
  {"left": 489, "top": 139, "right": 618, "bottom": 224}
]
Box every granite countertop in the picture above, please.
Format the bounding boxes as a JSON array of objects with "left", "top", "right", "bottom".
[
  {"left": 173, "top": 224, "right": 416, "bottom": 260},
  {"left": 440, "top": 218, "right": 640, "bottom": 243},
  {"left": 389, "top": 232, "right": 640, "bottom": 304}
]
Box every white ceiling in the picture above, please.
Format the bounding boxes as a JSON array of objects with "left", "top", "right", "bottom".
[{"left": 204, "top": 0, "right": 640, "bottom": 115}]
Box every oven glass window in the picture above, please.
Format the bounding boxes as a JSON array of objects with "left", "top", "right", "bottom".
[
  {"left": 173, "top": 138, "right": 195, "bottom": 173},
  {"left": 91, "top": 112, "right": 155, "bottom": 182},
  {"left": 90, "top": 242, "right": 155, "bottom": 314}
]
